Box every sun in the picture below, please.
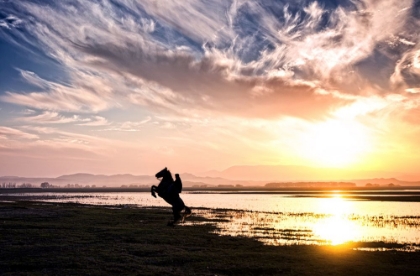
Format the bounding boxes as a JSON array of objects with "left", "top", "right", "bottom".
[{"left": 300, "top": 119, "right": 371, "bottom": 167}]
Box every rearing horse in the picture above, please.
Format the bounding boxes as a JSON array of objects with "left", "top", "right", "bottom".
[{"left": 151, "top": 167, "right": 191, "bottom": 225}]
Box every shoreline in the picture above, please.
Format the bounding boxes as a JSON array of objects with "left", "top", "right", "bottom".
[
  {"left": 2, "top": 185, "right": 420, "bottom": 192},
  {"left": 2, "top": 187, "right": 420, "bottom": 202},
  {"left": 1, "top": 199, "right": 420, "bottom": 275}
]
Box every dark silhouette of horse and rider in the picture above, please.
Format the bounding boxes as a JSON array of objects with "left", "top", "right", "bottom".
[{"left": 151, "top": 167, "right": 191, "bottom": 226}]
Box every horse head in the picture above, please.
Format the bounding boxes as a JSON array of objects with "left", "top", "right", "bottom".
[
  {"left": 155, "top": 167, "right": 168, "bottom": 178},
  {"left": 155, "top": 167, "right": 174, "bottom": 183}
]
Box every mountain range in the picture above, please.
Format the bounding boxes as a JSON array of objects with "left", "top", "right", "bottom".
[
  {"left": 1, "top": 165, "right": 420, "bottom": 187},
  {"left": 199, "top": 165, "right": 420, "bottom": 182}
]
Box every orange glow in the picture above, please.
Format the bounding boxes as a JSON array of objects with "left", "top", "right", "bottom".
[{"left": 299, "top": 119, "right": 371, "bottom": 168}]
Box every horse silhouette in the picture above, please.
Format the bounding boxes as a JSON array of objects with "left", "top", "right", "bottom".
[{"left": 151, "top": 167, "right": 191, "bottom": 226}]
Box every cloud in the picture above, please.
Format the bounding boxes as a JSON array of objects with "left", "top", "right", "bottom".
[
  {"left": 100, "top": 117, "right": 151, "bottom": 131},
  {"left": 1, "top": 69, "right": 114, "bottom": 113},
  {"left": 18, "top": 111, "right": 81, "bottom": 124},
  {"left": 22, "top": 109, "right": 36, "bottom": 115},
  {"left": 19, "top": 125, "right": 115, "bottom": 153},
  {"left": 136, "top": 0, "right": 235, "bottom": 44},
  {"left": 391, "top": 49, "right": 420, "bottom": 89},
  {"left": 0, "top": 126, "right": 38, "bottom": 140},
  {"left": 78, "top": 116, "right": 109, "bottom": 126},
  {"left": 81, "top": 40, "right": 351, "bottom": 119},
  {"left": 406, "top": 88, "right": 420, "bottom": 94},
  {"left": 17, "top": 110, "right": 110, "bottom": 127},
  {"left": 0, "top": 15, "right": 23, "bottom": 29},
  {"left": 1, "top": 0, "right": 419, "bottom": 122}
]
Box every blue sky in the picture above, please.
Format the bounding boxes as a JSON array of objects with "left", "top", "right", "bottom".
[{"left": 1, "top": 0, "right": 420, "bottom": 178}]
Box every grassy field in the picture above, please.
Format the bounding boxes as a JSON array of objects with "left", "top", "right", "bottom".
[{"left": 1, "top": 200, "right": 420, "bottom": 275}]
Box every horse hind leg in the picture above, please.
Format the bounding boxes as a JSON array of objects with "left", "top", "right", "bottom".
[
  {"left": 181, "top": 206, "right": 192, "bottom": 223},
  {"left": 167, "top": 207, "right": 191, "bottom": 225},
  {"left": 167, "top": 204, "right": 182, "bottom": 226},
  {"left": 167, "top": 211, "right": 180, "bottom": 227},
  {"left": 172, "top": 212, "right": 182, "bottom": 225}
]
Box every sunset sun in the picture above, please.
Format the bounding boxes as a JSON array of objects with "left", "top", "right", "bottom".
[{"left": 300, "top": 120, "right": 371, "bottom": 168}]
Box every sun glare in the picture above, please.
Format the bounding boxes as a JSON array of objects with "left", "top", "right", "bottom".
[
  {"left": 300, "top": 120, "right": 371, "bottom": 167},
  {"left": 313, "top": 195, "right": 359, "bottom": 245},
  {"left": 314, "top": 216, "right": 359, "bottom": 245}
]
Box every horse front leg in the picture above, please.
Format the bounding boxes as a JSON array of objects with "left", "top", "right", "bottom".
[{"left": 151, "top": 185, "right": 158, "bottom": 198}]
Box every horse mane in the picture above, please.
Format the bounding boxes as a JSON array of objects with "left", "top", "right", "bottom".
[{"left": 165, "top": 170, "right": 174, "bottom": 182}]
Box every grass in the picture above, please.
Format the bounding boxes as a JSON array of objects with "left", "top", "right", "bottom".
[{"left": 1, "top": 200, "right": 420, "bottom": 275}]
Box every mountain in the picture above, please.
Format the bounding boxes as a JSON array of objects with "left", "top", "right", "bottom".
[
  {"left": 179, "top": 173, "right": 263, "bottom": 185},
  {"left": 2, "top": 166, "right": 420, "bottom": 188},
  {"left": 56, "top": 173, "right": 155, "bottom": 186},
  {"left": 200, "top": 165, "right": 420, "bottom": 182},
  {"left": 351, "top": 178, "right": 420, "bottom": 186},
  {"left": 0, "top": 174, "right": 156, "bottom": 188},
  {"left": 0, "top": 173, "right": 248, "bottom": 188}
]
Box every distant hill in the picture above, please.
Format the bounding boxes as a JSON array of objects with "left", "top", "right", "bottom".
[
  {"left": 0, "top": 174, "right": 156, "bottom": 188},
  {"left": 2, "top": 167, "right": 420, "bottom": 188},
  {"left": 179, "top": 173, "right": 264, "bottom": 186},
  {"left": 265, "top": 181, "right": 356, "bottom": 188},
  {"left": 56, "top": 173, "right": 155, "bottom": 186},
  {"left": 200, "top": 165, "right": 420, "bottom": 182},
  {"left": 350, "top": 178, "right": 420, "bottom": 186},
  {"left": 0, "top": 173, "right": 255, "bottom": 188}
]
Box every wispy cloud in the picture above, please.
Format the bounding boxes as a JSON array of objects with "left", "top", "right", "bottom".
[
  {"left": 1, "top": 70, "right": 114, "bottom": 113},
  {"left": 101, "top": 117, "right": 151, "bottom": 131},
  {"left": 19, "top": 125, "right": 113, "bottom": 152},
  {"left": 0, "top": 15, "right": 22, "bottom": 29},
  {"left": 16, "top": 110, "right": 110, "bottom": 126},
  {"left": 1, "top": 0, "right": 420, "bottom": 176},
  {"left": 18, "top": 111, "right": 82, "bottom": 124},
  {"left": 3, "top": 0, "right": 418, "bottom": 121},
  {"left": 78, "top": 116, "right": 109, "bottom": 126},
  {"left": 136, "top": 0, "right": 235, "bottom": 44},
  {"left": 22, "top": 109, "right": 36, "bottom": 115},
  {"left": 0, "top": 126, "right": 38, "bottom": 140}
]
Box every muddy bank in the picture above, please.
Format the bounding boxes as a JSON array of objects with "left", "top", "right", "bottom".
[{"left": 1, "top": 200, "right": 420, "bottom": 275}]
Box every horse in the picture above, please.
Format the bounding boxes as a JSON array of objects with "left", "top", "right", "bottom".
[{"left": 151, "top": 167, "right": 191, "bottom": 226}]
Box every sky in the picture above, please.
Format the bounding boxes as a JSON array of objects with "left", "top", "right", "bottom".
[{"left": 1, "top": 0, "right": 420, "bottom": 178}]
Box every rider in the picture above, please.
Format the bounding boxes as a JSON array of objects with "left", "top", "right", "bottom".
[{"left": 174, "top": 173, "right": 182, "bottom": 193}]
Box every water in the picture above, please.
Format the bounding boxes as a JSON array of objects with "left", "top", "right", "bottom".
[{"left": 4, "top": 191, "right": 420, "bottom": 251}]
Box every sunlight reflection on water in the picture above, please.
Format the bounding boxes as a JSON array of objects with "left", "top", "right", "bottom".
[{"left": 6, "top": 191, "right": 420, "bottom": 251}]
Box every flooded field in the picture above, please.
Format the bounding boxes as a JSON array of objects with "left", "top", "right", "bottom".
[{"left": 3, "top": 190, "right": 420, "bottom": 251}]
